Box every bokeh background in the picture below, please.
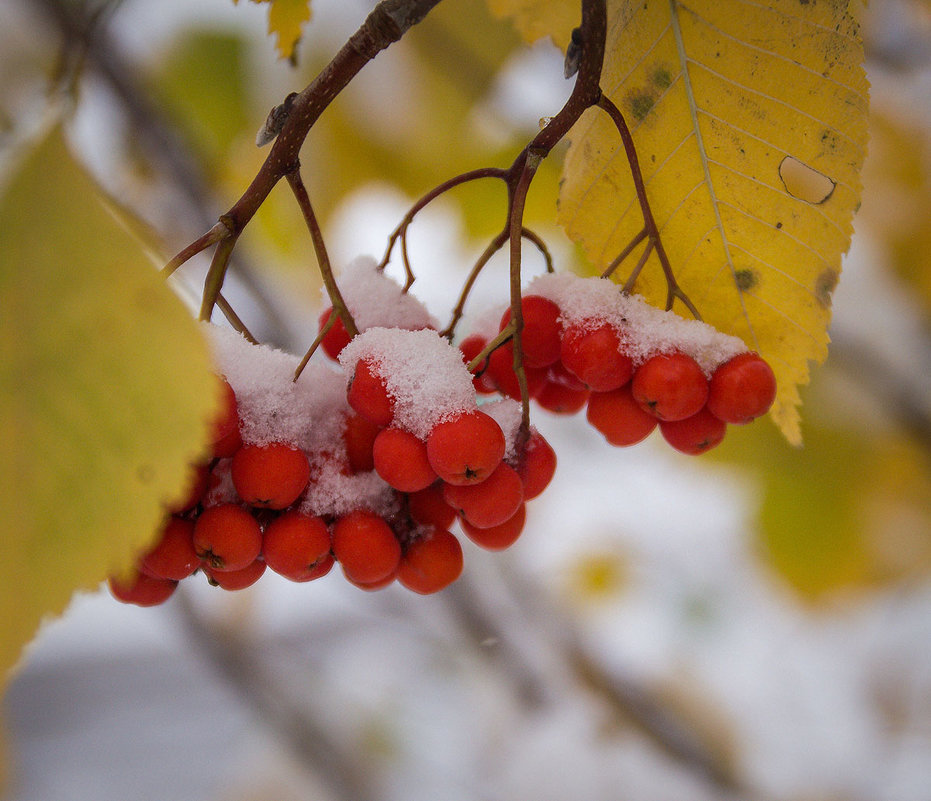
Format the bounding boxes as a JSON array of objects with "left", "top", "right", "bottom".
[{"left": 2, "top": 0, "right": 931, "bottom": 799}]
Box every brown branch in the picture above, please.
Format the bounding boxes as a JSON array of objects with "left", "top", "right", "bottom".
[
  {"left": 287, "top": 170, "right": 358, "bottom": 340},
  {"left": 180, "top": 0, "right": 442, "bottom": 320},
  {"left": 596, "top": 95, "right": 702, "bottom": 319}
]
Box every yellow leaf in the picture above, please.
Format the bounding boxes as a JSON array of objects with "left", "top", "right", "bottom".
[
  {"left": 241, "top": 0, "right": 312, "bottom": 62},
  {"left": 0, "top": 127, "right": 220, "bottom": 686},
  {"left": 558, "top": 1, "right": 870, "bottom": 444},
  {"left": 486, "top": 0, "right": 578, "bottom": 49}
]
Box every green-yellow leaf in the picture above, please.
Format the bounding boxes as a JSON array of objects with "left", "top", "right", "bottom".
[
  {"left": 0, "top": 127, "right": 220, "bottom": 686},
  {"left": 558, "top": 0, "right": 870, "bottom": 444},
  {"left": 486, "top": 0, "right": 578, "bottom": 49},
  {"left": 236, "top": 0, "right": 312, "bottom": 62}
]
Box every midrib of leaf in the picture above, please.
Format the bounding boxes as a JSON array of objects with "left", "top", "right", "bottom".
[{"left": 667, "top": 0, "right": 756, "bottom": 347}]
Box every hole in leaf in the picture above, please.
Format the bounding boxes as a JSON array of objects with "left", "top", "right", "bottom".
[{"left": 779, "top": 157, "right": 836, "bottom": 204}]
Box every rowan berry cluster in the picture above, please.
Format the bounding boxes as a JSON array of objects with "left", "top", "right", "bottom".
[
  {"left": 110, "top": 260, "right": 774, "bottom": 607},
  {"left": 110, "top": 263, "right": 556, "bottom": 606},
  {"left": 460, "top": 273, "right": 776, "bottom": 455}
]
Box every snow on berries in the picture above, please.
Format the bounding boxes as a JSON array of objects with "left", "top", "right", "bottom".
[{"left": 109, "top": 261, "right": 776, "bottom": 607}]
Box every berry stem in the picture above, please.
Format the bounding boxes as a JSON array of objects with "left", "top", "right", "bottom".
[
  {"left": 162, "top": 220, "right": 232, "bottom": 279},
  {"left": 601, "top": 226, "right": 647, "bottom": 279},
  {"left": 595, "top": 95, "right": 702, "bottom": 320},
  {"left": 287, "top": 168, "right": 359, "bottom": 340},
  {"left": 441, "top": 225, "right": 552, "bottom": 341},
  {"left": 293, "top": 313, "right": 335, "bottom": 382},
  {"left": 215, "top": 294, "right": 258, "bottom": 343},
  {"left": 199, "top": 230, "right": 240, "bottom": 322},
  {"left": 378, "top": 167, "right": 508, "bottom": 288}
]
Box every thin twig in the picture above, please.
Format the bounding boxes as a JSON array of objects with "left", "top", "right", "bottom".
[
  {"left": 286, "top": 169, "right": 358, "bottom": 340},
  {"left": 441, "top": 226, "right": 552, "bottom": 340},
  {"left": 162, "top": 221, "right": 231, "bottom": 278},
  {"left": 601, "top": 226, "right": 647, "bottom": 279},
  {"left": 378, "top": 167, "right": 508, "bottom": 276},
  {"left": 216, "top": 293, "right": 258, "bottom": 343},
  {"left": 596, "top": 95, "right": 702, "bottom": 319}
]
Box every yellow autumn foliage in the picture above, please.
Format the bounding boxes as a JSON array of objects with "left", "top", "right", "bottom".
[
  {"left": 0, "top": 127, "right": 220, "bottom": 686},
  {"left": 492, "top": 0, "right": 870, "bottom": 443}
]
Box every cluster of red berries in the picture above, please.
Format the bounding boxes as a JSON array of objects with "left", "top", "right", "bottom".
[
  {"left": 109, "top": 264, "right": 777, "bottom": 608},
  {"left": 110, "top": 325, "right": 555, "bottom": 607},
  {"left": 459, "top": 274, "right": 776, "bottom": 455}
]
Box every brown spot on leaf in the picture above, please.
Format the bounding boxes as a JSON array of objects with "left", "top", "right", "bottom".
[
  {"left": 735, "top": 269, "right": 759, "bottom": 291},
  {"left": 816, "top": 269, "right": 839, "bottom": 307},
  {"left": 627, "top": 91, "right": 655, "bottom": 121},
  {"left": 779, "top": 156, "right": 836, "bottom": 204},
  {"left": 652, "top": 66, "right": 672, "bottom": 90}
]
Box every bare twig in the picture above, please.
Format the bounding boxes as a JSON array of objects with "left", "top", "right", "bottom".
[
  {"left": 596, "top": 95, "right": 702, "bottom": 319},
  {"left": 287, "top": 170, "right": 358, "bottom": 340}
]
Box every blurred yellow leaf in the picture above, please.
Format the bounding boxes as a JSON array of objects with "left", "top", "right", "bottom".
[
  {"left": 152, "top": 31, "right": 251, "bottom": 177},
  {"left": 486, "top": 0, "right": 578, "bottom": 49},
  {"left": 860, "top": 111, "right": 931, "bottom": 318},
  {"left": 558, "top": 1, "right": 869, "bottom": 444},
  {"left": 0, "top": 127, "right": 220, "bottom": 686},
  {"left": 714, "top": 380, "right": 931, "bottom": 601},
  {"left": 236, "top": 0, "right": 312, "bottom": 61}
]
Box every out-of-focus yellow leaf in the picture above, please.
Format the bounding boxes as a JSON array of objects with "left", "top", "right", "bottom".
[
  {"left": 0, "top": 127, "right": 220, "bottom": 686},
  {"left": 563, "top": 550, "right": 628, "bottom": 604},
  {"left": 859, "top": 111, "right": 931, "bottom": 318},
  {"left": 714, "top": 379, "right": 931, "bottom": 601},
  {"left": 558, "top": 1, "right": 870, "bottom": 444},
  {"left": 235, "top": 0, "right": 312, "bottom": 62},
  {"left": 486, "top": 0, "right": 578, "bottom": 49},
  {"left": 152, "top": 31, "right": 251, "bottom": 177}
]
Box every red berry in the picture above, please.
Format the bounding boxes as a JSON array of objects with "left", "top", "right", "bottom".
[
  {"left": 459, "top": 334, "right": 496, "bottom": 394},
  {"left": 660, "top": 407, "right": 727, "bottom": 455},
  {"left": 460, "top": 503, "right": 526, "bottom": 550},
  {"left": 426, "top": 410, "right": 505, "bottom": 486},
  {"left": 108, "top": 569, "right": 177, "bottom": 606},
  {"left": 204, "top": 559, "right": 267, "bottom": 590},
  {"left": 515, "top": 429, "right": 556, "bottom": 500},
  {"left": 544, "top": 360, "right": 588, "bottom": 391},
  {"left": 535, "top": 379, "right": 590, "bottom": 414},
  {"left": 499, "top": 296, "right": 562, "bottom": 368},
  {"left": 485, "top": 342, "right": 548, "bottom": 400},
  {"left": 372, "top": 427, "right": 437, "bottom": 492},
  {"left": 443, "top": 462, "right": 523, "bottom": 529},
  {"left": 193, "top": 503, "right": 263, "bottom": 572},
  {"left": 707, "top": 352, "right": 777, "bottom": 424},
  {"left": 560, "top": 321, "right": 633, "bottom": 392},
  {"left": 347, "top": 358, "right": 394, "bottom": 427},
  {"left": 262, "top": 511, "right": 333, "bottom": 582},
  {"left": 346, "top": 569, "right": 397, "bottom": 592},
  {"left": 212, "top": 378, "right": 242, "bottom": 458},
  {"left": 141, "top": 516, "right": 200, "bottom": 581},
  {"left": 407, "top": 484, "right": 457, "bottom": 530},
  {"left": 318, "top": 307, "right": 353, "bottom": 360},
  {"left": 631, "top": 352, "right": 708, "bottom": 421},
  {"left": 343, "top": 412, "right": 381, "bottom": 474},
  {"left": 332, "top": 510, "right": 402, "bottom": 585},
  {"left": 231, "top": 442, "right": 310, "bottom": 509},
  {"left": 398, "top": 528, "right": 464, "bottom": 594},
  {"left": 586, "top": 385, "right": 658, "bottom": 446}
]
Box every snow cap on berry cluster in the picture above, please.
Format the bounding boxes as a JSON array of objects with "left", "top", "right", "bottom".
[
  {"left": 527, "top": 273, "right": 747, "bottom": 374},
  {"left": 338, "top": 327, "right": 478, "bottom": 440},
  {"left": 207, "top": 325, "right": 347, "bottom": 451},
  {"left": 481, "top": 398, "right": 522, "bottom": 462},
  {"left": 300, "top": 456, "right": 398, "bottom": 519},
  {"left": 326, "top": 255, "right": 439, "bottom": 332}
]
